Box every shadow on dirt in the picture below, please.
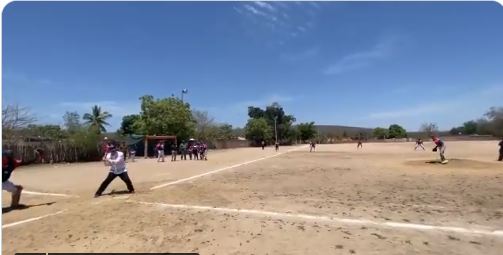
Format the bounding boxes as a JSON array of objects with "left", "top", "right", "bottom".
[
  {"left": 105, "top": 190, "right": 133, "bottom": 196},
  {"left": 406, "top": 158, "right": 499, "bottom": 170},
  {"left": 2, "top": 202, "right": 56, "bottom": 214}
]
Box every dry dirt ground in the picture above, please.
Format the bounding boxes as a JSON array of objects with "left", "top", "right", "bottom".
[{"left": 2, "top": 141, "right": 503, "bottom": 255}]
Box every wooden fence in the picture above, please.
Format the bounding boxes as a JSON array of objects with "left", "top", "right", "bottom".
[{"left": 2, "top": 140, "right": 101, "bottom": 164}]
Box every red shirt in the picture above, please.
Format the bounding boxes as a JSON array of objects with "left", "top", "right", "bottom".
[
  {"left": 433, "top": 138, "right": 444, "bottom": 146},
  {"left": 2, "top": 156, "right": 21, "bottom": 168}
]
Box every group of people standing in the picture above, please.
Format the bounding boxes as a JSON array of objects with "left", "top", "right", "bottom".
[{"left": 156, "top": 141, "right": 208, "bottom": 162}]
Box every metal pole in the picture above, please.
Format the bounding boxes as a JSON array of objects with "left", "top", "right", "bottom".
[{"left": 181, "top": 89, "right": 188, "bottom": 103}]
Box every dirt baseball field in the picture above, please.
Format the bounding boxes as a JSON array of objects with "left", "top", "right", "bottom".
[{"left": 2, "top": 141, "right": 503, "bottom": 255}]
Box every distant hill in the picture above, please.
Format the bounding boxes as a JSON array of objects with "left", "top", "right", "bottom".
[{"left": 314, "top": 125, "right": 374, "bottom": 138}]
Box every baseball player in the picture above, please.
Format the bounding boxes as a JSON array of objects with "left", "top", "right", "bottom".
[
  {"left": 415, "top": 138, "right": 425, "bottom": 150},
  {"left": 498, "top": 137, "right": 503, "bottom": 161},
  {"left": 2, "top": 150, "right": 23, "bottom": 208},
  {"left": 431, "top": 135, "right": 448, "bottom": 164},
  {"left": 95, "top": 142, "right": 135, "bottom": 197}
]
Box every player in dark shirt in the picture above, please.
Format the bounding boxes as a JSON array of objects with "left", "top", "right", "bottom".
[
  {"left": 415, "top": 138, "right": 425, "bottom": 150},
  {"left": 498, "top": 138, "right": 503, "bottom": 161},
  {"left": 310, "top": 141, "right": 316, "bottom": 152},
  {"left": 2, "top": 150, "right": 23, "bottom": 208}
]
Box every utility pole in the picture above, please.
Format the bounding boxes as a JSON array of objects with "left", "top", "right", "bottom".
[{"left": 181, "top": 89, "right": 188, "bottom": 103}]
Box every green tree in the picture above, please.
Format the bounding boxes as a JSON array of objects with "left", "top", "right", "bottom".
[
  {"left": 246, "top": 102, "right": 296, "bottom": 144},
  {"left": 63, "top": 111, "right": 81, "bottom": 134},
  {"left": 265, "top": 103, "right": 296, "bottom": 142},
  {"left": 373, "top": 127, "right": 388, "bottom": 139},
  {"left": 297, "top": 122, "right": 317, "bottom": 142},
  {"left": 118, "top": 114, "right": 140, "bottom": 135},
  {"left": 135, "top": 95, "right": 195, "bottom": 141},
  {"left": 449, "top": 127, "right": 463, "bottom": 135},
  {"left": 83, "top": 105, "right": 112, "bottom": 134},
  {"left": 462, "top": 121, "right": 478, "bottom": 135},
  {"left": 68, "top": 127, "right": 101, "bottom": 160},
  {"left": 216, "top": 124, "right": 234, "bottom": 139},
  {"left": 232, "top": 127, "right": 245, "bottom": 138},
  {"left": 484, "top": 107, "right": 503, "bottom": 137},
  {"left": 475, "top": 119, "right": 492, "bottom": 135},
  {"left": 248, "top": 106, "right": 265, "bottom": 119},
  {"left": 25, "top": 124, "right": 67, "bottom": 140},
  {"left": 388, "top": 124, "right": 407, "bottom": 138},
  {"left": 245, "top": 118, "right": 272, "bottom": 144},
  {"left": 454, "top": 107, "right": 503, "bottom": 137}
]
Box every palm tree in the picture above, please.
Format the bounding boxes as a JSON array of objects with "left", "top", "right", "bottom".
[{"left": 83, "top": 105, "right": 112, "bottom": 134}]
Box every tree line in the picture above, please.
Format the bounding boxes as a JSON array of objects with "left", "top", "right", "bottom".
[
  {"left": 449, "top": 107, "right": 503, "bottom": 137},
  {"left": 244, "top": 102, "right": 317, "bottom": 145},
  {"left": 118, "top": 95, "right": 239, "bottom": 143},
  {"left": 4, "top": 96, "right": 500, "bottom": 164},
  {"left": 2, "top": 104, "right": 114, "bottom": 162}
]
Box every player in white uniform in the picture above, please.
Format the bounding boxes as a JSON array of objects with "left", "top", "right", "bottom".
[{"left": 95, "top": 143, "right": 135, "bottom": 197}]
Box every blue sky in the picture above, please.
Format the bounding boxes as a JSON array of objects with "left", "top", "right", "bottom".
[{"left": 3, "top": 1, "right": 503, "bottom": 132}]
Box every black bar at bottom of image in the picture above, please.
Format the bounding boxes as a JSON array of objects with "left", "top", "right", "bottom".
[{"left": 16, "top": 253, "right": 199, "bottom": 255}]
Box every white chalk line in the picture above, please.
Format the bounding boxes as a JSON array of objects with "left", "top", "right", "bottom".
[
  {"left": 23, "top": 190, "right": 78, "bottom": 198},
  {"left": 2, "top": 209, "right": 67, "bottom": 229},
  {"left": 132, "top": 201, "right": 503, "bottom": 237},
  {"left": 150, "top": 145, "right": 308, "bottom": 190}
]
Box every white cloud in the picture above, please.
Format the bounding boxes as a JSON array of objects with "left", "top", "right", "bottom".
[
  {"left": 243, "top": 4, "right": 265, "bottom": 16},
  {"left": 254, "top": 1, "right": 276, "bottom": 12},
  {"left": 324, "top": 36, "right": 399, "bottom": 75},
  {"left": 234, "top": 2, "right": 320, "bottom": 45}
]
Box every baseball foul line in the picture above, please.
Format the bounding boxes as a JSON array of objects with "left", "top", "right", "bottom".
[
  {"left": 2, "top": 210, "right": 67, "bottom": 229},
  {"left": 150, "top": 145, "right": 308, "bottom": 190},
  {"left": 133, "top": 200, "right": 503, "bottom": 237},
  {"left": 3, "top": 146, "right": 305, "bottom": 229},
  {"left": 23, "top": 190, "right": 78, "bottom": 198}
]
